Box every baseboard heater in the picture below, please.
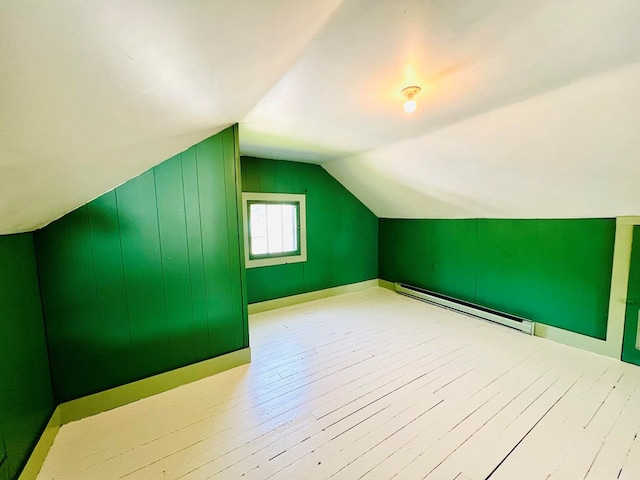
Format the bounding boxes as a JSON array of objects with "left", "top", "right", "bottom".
[{"left": 395, "top": 283, "right": 534, "bottom": 335}]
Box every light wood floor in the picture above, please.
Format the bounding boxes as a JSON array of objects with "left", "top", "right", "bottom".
[{"left": 38, "top": 287, "right": 640, "bottom": 479}]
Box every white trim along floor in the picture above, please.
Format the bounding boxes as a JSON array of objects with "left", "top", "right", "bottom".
[{"left": 37, "top": 287, "right": 640, "bottom": 479}]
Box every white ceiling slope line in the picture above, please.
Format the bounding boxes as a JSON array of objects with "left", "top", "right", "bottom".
[
  {"left": 0, "top": 1, "right": 346, "bottom": 234},
  {"left": 324, "top": 63, "right": 640, "bottom": 219}
]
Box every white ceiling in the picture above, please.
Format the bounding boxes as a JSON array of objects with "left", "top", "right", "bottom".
[{"left": 1, "top": 0, "right": 639, "bottom": 233}]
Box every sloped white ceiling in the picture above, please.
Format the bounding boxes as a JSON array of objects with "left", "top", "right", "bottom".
[
  {"left": 0, "top": 0, "right": 345, "bottom": 233},
  {"left": 324, "top": 63, "right": 640, "bottom": 218},
  {"left": 1, "top": 0, "right": 639, "bottom": 233}
]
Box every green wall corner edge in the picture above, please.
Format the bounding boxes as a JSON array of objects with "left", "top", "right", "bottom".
[{"left": 18, "top": 347, "right": 251, "bottom": 480}]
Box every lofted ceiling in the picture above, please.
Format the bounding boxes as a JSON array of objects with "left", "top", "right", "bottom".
[{"left": 1, "top": 0, "right": 639, "bottom": 234}]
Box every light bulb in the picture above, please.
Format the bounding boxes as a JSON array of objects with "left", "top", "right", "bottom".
[
  {"left": 404, "top": 99, "right": 417, "bottom": 113},
  {"left": 400, "top": 86, "right": 421, "bottom": 114}
]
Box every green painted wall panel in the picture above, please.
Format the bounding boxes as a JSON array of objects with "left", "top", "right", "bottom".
[
  {"left": 475, "top": 219, "right": 540, "bottom": 319},
  {"left": 35, "top": 127, "right": 247, "bottom": 402},
  {"left": 182, "top": 148, "right": 211, "bottom": 360},
  {"left": 242, "top": 156, "right": 262, "bottom": 192},
  {"left": 35, "top": 217, "right": 87, "bottom": 399},
  {"left": 65, "top": 207, "right": 106, "bottom": 396},
  {"left": 87, "top": 192, "right": 134, "bottom": 391},
  {"left": 379, "top": 218, "right": 615, "bottom": 339},
  {"left": 379, "top": 219, "right": 478, "bottom": 302},
  {"left": 0, "top": 429, "right": 6, "bottom": 480},
  {"left": 275, "top": 159, "right": 304, "bottom": 193},
  {"left": 0, "top": 427, "right": 6, "bottom": 470},
  {"left": 222, "top": 129, "right": 246, "bottom": 350},
  {"left": 534, "top": 220, "right": 614, "bottom": 338},
  {"left": 622, "top": 225, "right": 640, "bottom": 365},
  {"left": 256, "top": 158, "right": 277, "bottom": 192},
  {"left": 180, "top": 148, "right": 212, "bottom": 362},
  {"left": 250, "top": 263, "right": 306, "bottom": 301},
  {"left": 196, "top": 136, "right": 237, "bottom": 357},
  {"left": 242, "top": 157, "right": 378, "bottom": 304},
  {"left": 228, "top": 127, "right": 250, "bottom": 348},
  {"left": 155, "top": 156, "right": 197, "bottom": 368},
  {"left": 0, "top": 234, "right": 55, "bottom": 480},
  {"left": 118, "top": 170, "right": 171, "bottom": 378}
]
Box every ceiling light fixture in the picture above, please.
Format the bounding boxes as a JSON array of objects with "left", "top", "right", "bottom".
[{"left": 401, "top": 86, "right": 421, "bottom": 114}]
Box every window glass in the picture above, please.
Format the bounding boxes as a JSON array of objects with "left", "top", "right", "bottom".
[
  {"left": 249, "top": 202, "right": 299, "bottom": 256},
  {"left": 243, "top": 193, "right": 307, "bottom": 268},
  {"left": 249, "top": 204, "right": 268, "bottom": 255}
]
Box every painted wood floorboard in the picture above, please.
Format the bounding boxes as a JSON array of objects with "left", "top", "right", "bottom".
[{"left": 37, "top": 287, "right": 640, "bottom": 479}]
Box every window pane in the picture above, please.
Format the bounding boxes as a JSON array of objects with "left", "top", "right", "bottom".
[
  {"left": 244, "top": 194, "right": 305, "bottom": 266},
  {"left": 249, "top": 204, "right": 267, "bottom": 237},
  {"left": 252, "top": 236, "right": 268, "bottom": 255},
  {"left": 281, "top": 204, "right": 297, "bottom": 252},
  {"left": 266, "top": 204, "right": 283, "bottom": 254}
]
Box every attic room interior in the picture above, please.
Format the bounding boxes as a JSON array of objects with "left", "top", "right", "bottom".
[{"left": 2, "top": 1, "right": 640, "bottom": 479}]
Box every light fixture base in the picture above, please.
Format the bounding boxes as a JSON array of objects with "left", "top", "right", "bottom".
[{"left": 401, "top": 86, "right": 421, "bottom": 99}]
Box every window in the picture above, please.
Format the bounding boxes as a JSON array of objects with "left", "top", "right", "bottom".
[{"left": 242, "top": 192, "right": 307, "bottom": 268}]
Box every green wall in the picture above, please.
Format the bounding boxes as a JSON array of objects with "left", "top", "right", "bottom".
[
  {"left": 379, "top": 218, "right": 616, "bottom": 339},
  {"left": 35, "top": 127, "right": 248, "bottom": 403},
  {"left": 242, "top": 157, "right": 378, "bottom": 303},
  {"left": 0, "top": 234, "right": 55, "bottom": 480},
  {"left": 622, "top": 225, "right": 640, "bottom": 365},
  {"left": 1, "top": 431, "right": 5, "bottom": 480}
]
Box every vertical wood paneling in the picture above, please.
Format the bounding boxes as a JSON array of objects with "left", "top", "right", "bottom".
[
  {"left": 622, "top": 225, "right": 640, "bottom": 365},
  {"left": 35, "top": 218, "right": 82, "bottom": 398},
  {"left": 535, "top": 219, "right": 615, "bottom": 338},
  {"left": 196, "top": 136, "right": 236, "bottom": 356},
  {"left": 257, "top": 158, "right": 277, "bottom": 192},
  {"left": 0, "top": 233, "right": 55, "bottom": 480},
  {"left": 222, "top": 127, "right": 246, "bottom": 350},
  {"left": 0, "top": 429, "right": 6, "bottom": 479},
  {"left": 379, "top": 218, "right": 615, "bottom": 339},
  {"left": 35, "top": 127, "right": 247, "bottom": 402},
  {"left": 250, "top": 263, "right": 306, "bottom": 301},
  {"left": 242, "top": 156, "right": 261, "bottom": 192},
  {"left": 66, "top": 206, "right": 105, "bottom": 396},
  {"left": 476, "top": 219, "right": 540, "bottom": 319},
  {"left": 275, "top": 159, "right": 303, "bottom": 193},
  {"left": 87, "top": 192, "right": 134, "bottom": 391},
  {"left": 0, "top": 425, "right": 6, "bottom": 469},
  {"left": 231, "top": 126, "right": 250, "bottom": 349},
  {"left": 155, "top": 156, "right": 197, "bottom": 368},
  {"left": 117, "top": 170, "right": 170, "bottom": 378},
  {"left": 241, "top": 157, "right": 378, "bottom": 304},
  {"left": 378, "top": 219, "right": 478, "bottom": 302},
  {"left": 181, "top": 148, "right": 212, "bottom": 362},
  {"left": 303, "top": 165, "right": 336, "bottom": 290}
]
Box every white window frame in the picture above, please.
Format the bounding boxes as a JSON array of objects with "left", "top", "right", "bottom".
[{"left": 242, "top": 192, "right": 307, "bottom": 268}]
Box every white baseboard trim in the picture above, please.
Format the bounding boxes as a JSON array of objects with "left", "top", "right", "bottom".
[{"left": 248, "top": 279, "right": 382, "bottom": 314}]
